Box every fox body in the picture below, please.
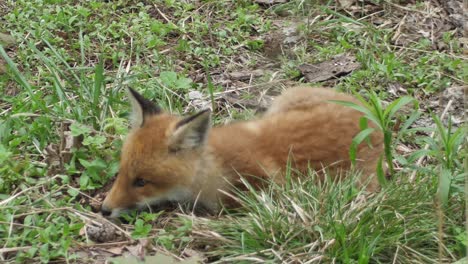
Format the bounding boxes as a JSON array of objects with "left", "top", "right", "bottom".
[{"left": 101, "top": 86, "right": 384, "bottom": 217}]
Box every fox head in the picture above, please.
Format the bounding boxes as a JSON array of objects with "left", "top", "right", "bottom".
[{"left": 101, "top": 88, "right": 212, "bottom": 217}]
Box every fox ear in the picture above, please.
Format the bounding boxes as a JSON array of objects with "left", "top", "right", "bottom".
[
  {"left": 127, "top": 88, "right": 161, "bottom": 128},
  {"left": 169, "top": 109, "right": 211, "bottom": 152}
]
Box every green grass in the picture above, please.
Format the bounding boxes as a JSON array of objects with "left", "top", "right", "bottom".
[
  {"left": 0, "top": 0, "right": 466, "bottom": 263},
  {"left": 193, "top": 174, "right": 461, "bottom": 263}
]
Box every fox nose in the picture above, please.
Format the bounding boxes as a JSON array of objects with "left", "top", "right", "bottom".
[{"left": 101, "top": 205, "right": 112, "bottom": 217}]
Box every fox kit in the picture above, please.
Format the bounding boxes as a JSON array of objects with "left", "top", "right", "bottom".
[{"left": 101, "top": 86, "right": 384, "bottom": 217}]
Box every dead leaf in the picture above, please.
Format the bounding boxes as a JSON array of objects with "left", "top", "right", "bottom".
[
  {"left": 89, "top": 191, "right": 107, "bottom": 212},
  {"left": 254, "top": 0, "right": 288, "bottom": 6},
  {"left": 263, "top": 20, "right": 303, "bottom": 58},
  {"left": 124, "top": 240, "right": 155, "bottom": 262},
  {"left": 337, "top": 0, "right": 355, "bottom": 9},
  {"left": 388, "top": 83, "right": 408, "bottom": 97},
  {"left": 438, "top": 85, "right": 467, "bottom": 126},
  {"left": 43, "top": 144, "right": 62, "bottom": 176},
  {"left": 298, "top": 54, "right": 361, "bottom": 83},
  {"left": 229, "top": 69, "right": 266, "bottom": 81},
  {"left": 188, "top": 91, "right": 203, "bottom": 100},
  {"left": 0, "top": 33, "right": 15, "bottom": 48},
  {"left": 441, "top": 0, "right": 468, "bottom": 37},
  {"left": 103, "top": 246, "right": 124, "bottom": 255},
  {"left": 125, "top": 244, "right": 142, "bottom": 260},
  {"left": 109, "top": 252, "right": 201, "bottom": 264},
  {"left": 263, "top": 32, "right": 283, "bottom": 58},
  {"left": 182, "top": 248, "right": 204, "bottom": 259},
  {"left": 44, "top": 121, "right": 83, "bottom": 176},
  {"left": 282, "top": 25, "right": 301, "bottom": 45},
  {"left": 0, "top": 60, "right": 6, "bottom": 74},
  {"left": 396, "top": 144, "right": 414, "bottom": 154}
]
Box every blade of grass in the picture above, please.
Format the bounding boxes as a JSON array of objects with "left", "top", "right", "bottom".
[
  {"left": 42, "top": 38, "right": 83, "bottom": 88},
  {"left": 409, "top": 100, "right": 453, "bottom": 182},
  {"left": 384, "top": 96, "right": 415, "bottom": 121},
  {"left": 376, "top": 155, "right": 386, "bottom": 186},
  {"left": 93, "top": 58, "right": 105, "bottom": 108},
  {"left": 329, "top": 100, "right": 383, "bottom": 131},
  {"left": 349, "top": 127, "right": 375, "bottom": 166},
  {"left": 0, "top": 45, "right": 48, "bottom": 112},
  {"left": 205, "top": 68, "right": 216, "bottom": 111}
]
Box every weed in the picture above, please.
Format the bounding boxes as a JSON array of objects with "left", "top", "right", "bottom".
[{"left": 332, "top": 92, "right": 417, "bottom": 183}]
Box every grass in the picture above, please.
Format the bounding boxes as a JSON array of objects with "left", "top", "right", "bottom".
[
  {"left": 195, "top": 174, "right": 456, "bottom": 263},
  {"left": 0, "top": 0, "right": 466, "bottom": 263}
]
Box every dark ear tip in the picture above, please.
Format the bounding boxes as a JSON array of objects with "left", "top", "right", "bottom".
[
  {"left": 199, "top": 109, "right": 212, "bottom": 120},
  {"left": 127, "top": 87, "right": 140, "bottom": 97},
  {"left": 127, "top": 88, "right": 161, "bottom": 115},
  {"left": 176, "top": 109, "right": 212, "bottom": 129}
]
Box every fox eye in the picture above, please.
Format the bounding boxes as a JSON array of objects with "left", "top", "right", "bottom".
[{"left": 133, "top": 178, "right": 146, "bottom": 187}]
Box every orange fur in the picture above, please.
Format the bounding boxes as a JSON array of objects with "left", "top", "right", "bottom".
[{"left": 101, "top": 86, "right": 385, "bottom": 216}]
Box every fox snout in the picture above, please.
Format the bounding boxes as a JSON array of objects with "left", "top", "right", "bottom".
[
  {"left": 100, "top": 190, "right": 130, "bottom": 218},
  {"left": 100, "top": 204, "right": 112, "bottom": 217}
]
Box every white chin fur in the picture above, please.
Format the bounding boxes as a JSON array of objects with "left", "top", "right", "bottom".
[
  {"left": 108, "top": 188, "right": 193, "bottom": 217},
  {"left": 109, "top": 208, "right": 123, "bottom": 218},
  {"left": 137, "top": 187, "right": 193, "bottom": 209}
]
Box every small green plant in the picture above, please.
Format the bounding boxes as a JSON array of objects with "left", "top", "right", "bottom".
[
  {"left": 428, "top": 115, "right": 466, "bottom": 206},
  {"left": 132, "top": 219, "right": 153, "bottom": 239},
  {"left": 0, "top": 143, "right": 18, "bottom": 193},
  {"left": 68, "top": 122, "right": 118, "bottom": 190},
  {"left": 246, "top": 39, "right": 264, "bottom": 51},
  {"left": 159, "top": 71, "right": 193, "bottom": 91},
  {"left": 154, "top": 217, "right": 193, "bottom": 251},
  {"left": 332, "top": 92, "right": 417, "bottom": 184}
]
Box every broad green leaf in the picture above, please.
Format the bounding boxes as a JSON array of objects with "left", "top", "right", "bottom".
[
  {"left": 349, "top": 128, "right": 375, "bottom": 165},
  {"left": 376, "top": 155, "right": 386, "bottom": 186},
  {"left": 329, "top": 100, "right": 383, "bottom": 130},
  {"left": 0, "top": 33, "right": 15, "bottom": 47},
  {"left": 406, "top": 149, "right": 434, "bottom": 163},
  {"left": 79, "top": 174, "right": 89, "bottom": 188},
  {"left": 384, "top": 96, "right": 414, "bottom": 120},
  {"left": 67, "top": 188, "right": 79, "bottom": 197},
  {"left": 432, "top": 114, "right": 448, "bottom": 146},
  {"left": 82, "top": 135, "right": 106, "bottom": 146},
  {"left": 359, "top": 116, "right": 369, "bottom": 130},
  {"left": 132, "top": 219, "right": 152, "bottom": 238},
  {"left": 350, "top": 91, "right": 372, "bottom": 109},
  {"left": 396, "top": 111, "right": 421, "bottom": 142},
  {"left": 70, "top": 123, "right": 91, "bottom": 136},
  {"left": 0, "top": 144, "right": 12, "bottom": 164},
  {"left": 78, "top": 158, "right": 92, "bottom": 168},
  {"left": 438, "top": 168, "right": 451, "bottom": 206},
  {"left": 368, "top": 93, "right": 386, "bottom": 127},
  {"left": 174, "top": 77, "right": 192, "bottom": 90},
  {"left": 448, "top": 126, "right": 466, "bottom": 151},
  {"left": 160, "top": 71, "right": 177, "bottom": 86},
  {"left": 359, "top": 117, "right": 371, "bottom": 145}
]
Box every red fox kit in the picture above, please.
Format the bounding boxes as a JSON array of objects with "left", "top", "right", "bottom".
[{"left": 101, "top": 86, "right": 384, "bottom": 217}]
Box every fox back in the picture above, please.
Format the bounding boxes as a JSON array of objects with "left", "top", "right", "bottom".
[{"left": 101, "top": 86, "right": 384, "bottom": 217}]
